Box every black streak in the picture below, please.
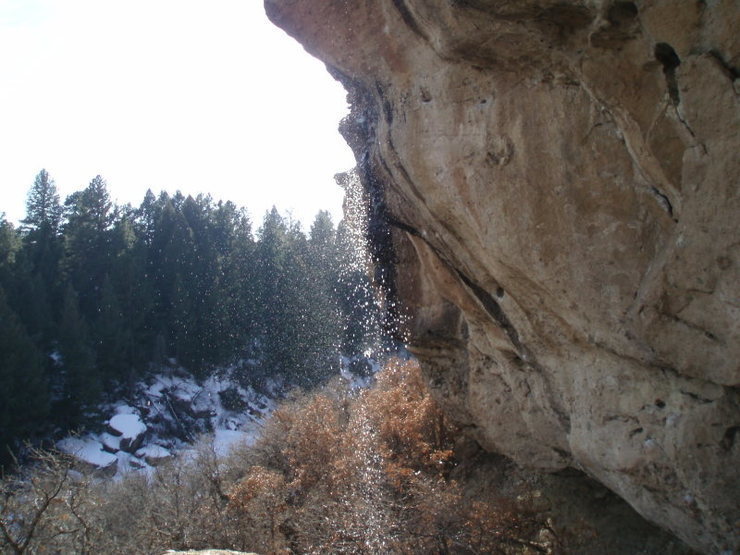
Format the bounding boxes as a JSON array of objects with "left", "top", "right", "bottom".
[
  {"left": 390, "top": 0, "right": 429, "bottom": 42},
  {"left": 456, "top": 271, "right": 524, "bottom": 354}
]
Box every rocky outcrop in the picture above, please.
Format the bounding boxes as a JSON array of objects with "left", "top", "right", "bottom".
[
  {"left": 265, "top": 1, "right": 739, "bottom": 552},
  {"left": 163, "top": 551, "right": 257, "bottom": 555}
]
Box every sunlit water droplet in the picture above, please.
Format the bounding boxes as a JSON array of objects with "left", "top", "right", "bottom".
[{"left": 335, "top": 169, "right": 411, "bottom": 549}]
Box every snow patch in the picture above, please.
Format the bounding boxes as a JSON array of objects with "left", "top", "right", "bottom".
[
  {"left": 57, "top": 437, "right": 117, "bottom": 469},
  {"left": 100, "top": 433, "right": 121, "bottom": 453},
  {"left": 136, "top": 444, "right": 172, "bottom": 466},
  {"left": 57, "top": 364, "right": 282, "bottom": 479},
  {"left": 109, "top": 413, "right": 146, "bottom": 439},
  {"left": 136, "top": 444, "right": 171, "bottom": 459},
  {"left": 213, "top": 429, "right": 254, "bottom": 457}
]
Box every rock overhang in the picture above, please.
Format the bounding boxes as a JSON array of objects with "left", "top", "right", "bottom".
[{"left": 265, "top": 1, "right": 740, "bottom": 551}]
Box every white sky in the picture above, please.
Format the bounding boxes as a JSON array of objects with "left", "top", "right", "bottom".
[{"left": 0, "top": 0, "right": 355, "bottom": 229}]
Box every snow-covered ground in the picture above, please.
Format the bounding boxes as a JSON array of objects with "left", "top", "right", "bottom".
[
  {"left": 57, "top": 364, "right": 277, "bottom": 478},
  {"left": 57, "top": 437, "right": 118, "bottom": 471},
  {"left": 56, "top": 354, "right": 388, "bottom": 479}
]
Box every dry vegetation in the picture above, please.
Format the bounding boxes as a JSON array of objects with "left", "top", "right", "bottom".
[{"left": 1, "top": 359, "right": 561, "bottom": 554}]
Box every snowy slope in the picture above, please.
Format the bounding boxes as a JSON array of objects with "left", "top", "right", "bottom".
[
  {"left": 57, "top": 364, "right": 276, "bottom": 478},
  {"left": 56, "top": 355, "right": 385, "bottom": 478}
]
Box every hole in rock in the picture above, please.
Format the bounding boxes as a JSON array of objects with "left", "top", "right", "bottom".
[
  {"left": 655, "top": 42, "right": 681, "bottom": 72},
  {"left": 720, "top": 426, "right": 738, "bottom": 451},
  {"left": 607, "top": 1, "right": 638, "bottom": 25},
  {"left": 655, "top": 42, "right": 681, "bottom": 105}
]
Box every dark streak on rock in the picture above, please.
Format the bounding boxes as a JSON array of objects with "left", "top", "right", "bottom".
[
  {"left": 377, "top": 82, "right": 394, "bottom": 125},
  {"left": 650, "top": 186, "right": 675, "bottom": 219},
  {"left": 660, "top": 310, "right": 722, "bottom": 344},
  {"left": 331, "top": 67, "right": 403, "bottom": 340},
  {"left": 385, "top": 214, "right": 422, "bottom": 238},
  {"left": 455, "top": 270, "right": 524, "bottom": 355},
  {"left": 708, "top": 50, "right": 740, "bottom": 81},
  {"left": 679, "top": 390, "right": 714, "bottom": 404},
  {"left": 390, "top": 0, "right": 430, "bottom": 43}
]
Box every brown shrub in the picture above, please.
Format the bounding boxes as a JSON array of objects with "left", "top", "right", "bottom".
[
  {"left": 228, "top": 465, "right": 288, "bottom": 553},
  {"left": 1, "top": 358, "right": 554, "bottom": 553},
  {"left": 0, "top": 449, "right": 91, "bottom": 554},
  {"left": 364, "top": 358, "right": 455, "bottom": 482},
  {"left": 227, "top": 357, "right": 551, "bottom": 553}
]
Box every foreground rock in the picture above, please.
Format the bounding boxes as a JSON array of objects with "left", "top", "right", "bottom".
[
  {"left": 266, "top": 1, "right": 739, "bottom": 552},
  {"left": 164, "top": 551, "right": 257, "bottom": 555}
]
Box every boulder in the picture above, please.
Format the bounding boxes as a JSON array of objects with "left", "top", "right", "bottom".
[
  {"left": 108, "top": 413, "right": 147, "bottom": 453},
  {"left": 100, "top": 432, "right": 121, "bottom": 454},
  {"left": 136, "top": 444, "right": 172, "bottom": 466},
  {"left": 171, "top": 395, "right": 214, "bottom": 420},
  {"left": 57, "top": 437, "right": 118, "bottom": 478},
  {"left": 128, "top": 456, "right": 147, "bottom": 470}
]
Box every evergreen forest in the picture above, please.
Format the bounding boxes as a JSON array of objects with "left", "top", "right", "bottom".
[{"left": 0, "top": 170, "right": 383, "bottom": 468}]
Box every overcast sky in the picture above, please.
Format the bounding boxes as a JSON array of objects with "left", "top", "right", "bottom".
[{"left": 0, "top": 0, "right": 355, "bottom": 229}]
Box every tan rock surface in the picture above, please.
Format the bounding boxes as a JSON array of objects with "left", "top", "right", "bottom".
[
  {"left": 266, "top": 0, "right": 739, "bottom": 552},
  {"left": 164, "top": 551, "right": 256, "bottom": 555}
]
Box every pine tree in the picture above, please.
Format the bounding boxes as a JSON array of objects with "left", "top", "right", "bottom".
[
  {"left": 218, "top": 203, "right": 256, "bottom": 363},
  {"left": 110, "top": 210, "right": 154, "bottom": 374},
  {"left": 136, "top": 188, "right": 161, "bottom": 246},
  {"left": 95, "top": 274, "right": 131, "bottom": 383},
  {"left": 149, "top": 197, "right": 197, "bottom": 367},
  {"left": 63, "top": 175, "right": 115, "bottom": 318},
  {"left": 79, "top": 175, "right": 114, "bottom": 234},
  {"left": 17, "top": 171, "right": 64, "bottom": 340},
  {"left": 0, "top": 215, "right": 21, "bottom": 282},
  {"left": 56, "top": 284, "right": 99, "bottom": 428},
  {"left": 181, "top": 194, "right": 220, "bottom": 370},
  {"left": 0, "top": 287, "right": 49, "bottom": 469},
  {"left": 22, "top": 169, "right": 63, "bottom": 235},
  {"left": 3, "top": 177, "right": 391, "bottom": 445},
  {"left": 304, "top": 211, "right": 342, "bottom": 381},
  {"left": 254, "top": 208, "right": 293, "bottom": 377}
]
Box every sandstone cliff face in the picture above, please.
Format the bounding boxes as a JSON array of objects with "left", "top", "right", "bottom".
[{"left": 265, "top": 1, "right": 739, "bottom": 551}]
